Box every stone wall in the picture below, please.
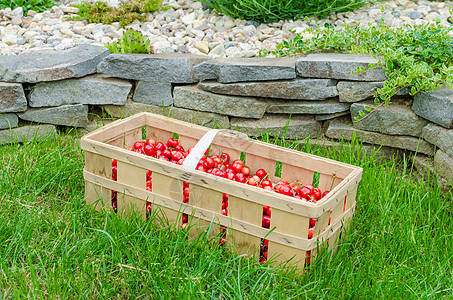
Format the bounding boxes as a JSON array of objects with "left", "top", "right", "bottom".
[{"left": 0, "top": 45, "right": 452, "bottom": 187}]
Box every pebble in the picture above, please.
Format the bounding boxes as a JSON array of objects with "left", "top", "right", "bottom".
[{"left": 0, "top": 0, "right": 451, "bottom": 57}]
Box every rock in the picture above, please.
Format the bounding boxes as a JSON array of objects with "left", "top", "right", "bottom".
[
  {"left": 412, "top": 86, "right": 453, "bottom": 129},
  {"left": 18, "top": 104, "right": 89, "bottom": 127},
  {"left": 266, "top": 100, "right": 350, "bottom": 114},
  {"left": 181, "top": 12, "right": 196, "bottom": 25},
  {"left": 421, "top": 123, "right": 453, "bottom": 158},
  {"left": 315, "top": 111, "right": 349, "bottom": 121},
  {"left": 0, "top": 125, "right": 56, "bottom": 145},
  {"left": 0, "top": 82, "right": 27, "bottom": 113},
  {"left": 0, "top": 114, "right": 18, "bottom": 129},
  {"left": 173, "top": 85, "right": 266, "bottom": 118},
  {"left": 406, "top": 11, "right": 422, "bottom": 19},
  {"left": 198, "top": 78, "right": 338, "bottom": 100},
  {"left": 102, "top": 102, "right": 229, "bottom": 128},
  {"left": 133, "top": 81, "right": 173, "bottom": 106},
  {"left": 194, "top": 57, "right": 297, "bottom": 83},
  {"left": 10, "top": 15, "right": 22, "bottom": 26},
  {"left": 351, "top": 100, "right": 428, "bottom": 137},
  {"left": 231, "top": 114, "right": 321, "bottom": 139},
  {"left": 195, "top": 41, "right": 209, "bottom": 54},
  {"left": 435, "top": 150, "right": 453, "bottom": 184},
  {"left": 325, "top": 118, "right": 435, "bottom": 155},
  {"left": 28, "top": 74, "right": 131, "bottom": 107},
  {"left": 0, "top": 45, "right": 109, "bottom": 83},
  {"left": 97, "top": 53, "right": 208, "bottom": 83},
  {"left": 61, "top": 6, "right": 80, "bottom": 14},
  {"left": 296, "top": 53, "right": 387, "bottom": 81},
  {"left": 337, "top": 81, "right": 383, "bottom": 102}
]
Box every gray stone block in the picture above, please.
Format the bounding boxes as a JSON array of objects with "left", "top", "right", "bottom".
[
  {"left": 0, "top": 113, "right": 18, "bottom": 129},
  {"left": 0, "top": 82, "right": 27, "bottom": 112},
  {"left": 194, "top": 57, "right": 297, "bottom": 83},
  {"left": 28, "top": 74, "right": 132, "bottom": 107},
  {"left": 266, "top": 100, "right": 350, "bottom": 114},
  {"left": 133, "top": 81, "right": 173, "bottom": 106},
  {"left": 101, "top": 102, "right": 229, "bottom": 128},
  {"left": 97, "top": 53, "right": 208, "bottom": 83},
  {"left": 421, "top": 123, "right": 453, "bottom": 158},
  {"left": 351, "top": 100, "right": 428, "bottom": 137},
  {"left": 198, "top": 78, "right": 338, "bottom": 100},
  {"left": 231, "top": 114, "right": 321, "bottom": 139},
  {"left": 315, "top": 111, "right": 349, "bottom": 121},
  {"left": 412, "top": 86, "right": 453, "bottom": 129},
  {"left": 435, "top": 150, "right": 453, "bottom": 184},
  {"left": 325, "top": 118, "right": 435, "bottom": 155},
  {"left": 337, "top": 81, "right": 410, "bottom": 103},
  {"left": 173, "top": 85, "right": 266, "bottom": 118},
  {"left": 0, "top": 45, "right": 109, "bottom": 83},
  {"left": 296, "top": 53, "right": 387, "bottom": 81},
  {"left": 18, "top": 104, "right": 88, "bottom": 127},
  {"left": 0, "top": 124, "right": 56, "bottom": 145}
]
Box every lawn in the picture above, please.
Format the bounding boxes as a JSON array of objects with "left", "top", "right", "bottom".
[{"left": 0, "top": 130, "right": 452, "bottom": 298}]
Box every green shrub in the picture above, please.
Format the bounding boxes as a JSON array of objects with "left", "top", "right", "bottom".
[
  {"left": 196, "top": 0, "right": 381, "bottom": 23},
  {"left": 105, "top": 29, "right": 152, "bottom": 54},
  {"left": 263, "top": 21, "right": 453, "bottom": 120},
  {"left": 71, "top": 0, "right": 166, "bottom": 27},
  {"left": 0, "top": 0, "right": 56, "bottom": 14}
]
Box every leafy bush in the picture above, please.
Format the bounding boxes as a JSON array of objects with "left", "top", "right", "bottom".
[
  {"left": 72, "top": 0, "right": 166, "bottom": 27},
  {"left": 263, "top": 21, "right": 453, "bottom": 120},
  {"left": 0, "top": 0, "right": 56, "bottom": 14},
  {"left": 196, "top": 0, "right": 381, "bottom": 23},
  {"left": 105, "top": 29, "right": 153, "bottom": 54}
]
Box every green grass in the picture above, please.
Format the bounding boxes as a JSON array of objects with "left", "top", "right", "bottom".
[
  {"left": 197, "top": 0, "right": 382, "bottom": 23},
  {"left": 0, "top": 129, "right": 452, "bottom": 298},
  {"left": 0, "top": 0, "right": 56, "bottom": 14}
]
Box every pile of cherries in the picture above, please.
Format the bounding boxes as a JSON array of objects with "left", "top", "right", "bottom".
[{"left": 111, "top": 136, "right": 330, "bottom": 265}]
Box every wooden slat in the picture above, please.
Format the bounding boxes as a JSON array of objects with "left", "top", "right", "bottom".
[
  {"left": 81, "top": 137, "right": 361, "bottom": 218},
  {"left": 345, "top": 185, "right": 358, "bottom": 212},
  {"left": 271, "top": 208, "right": 309, "bottom": 239},
  {"left": 147, "top": 126, "right": 174, "bottom": 146},
  {"left": 84, "top": 152, "right": 112, "bottom": 211},
  {"left": 330, "top": 195, "right": 345, "bottom": 226},
  {"left": 268, "top": 241, "right": 306, "bottom": 270},
  {"left": 177, "top": 134, "right": 199, "bottom": 152},
  {"left": 245, "top": 154, "right": 277, "bottom": 182},
  {"left": 85, "top": 113, "right": 145, "bottom": 142},
  {"left": 124, "top": 128, "right": 143, "bottom": 149},
  {"left": 188, "top": 185, "right": 222, "bottom": 238},
  {"left": 312, "top": 209, "right": 330, "bottom": 240},
  {"left": 85, "top": 169, "right": 356, "bottom": 251},
  {"left": 225, "top": 195, "right": 262, "bottom": 259},
  {"left": 116, "top": 161, "right": 146, "bottom": 220},
  {"left": 281, "top": 163, "right": 314, "bottom": 186},
  {"left": 318, "top": 173, "right": 343, "bottom": 193}
]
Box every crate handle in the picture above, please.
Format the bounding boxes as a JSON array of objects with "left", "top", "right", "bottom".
[{"left": 182, "top": 129, "right": 248, "bottom": 172}]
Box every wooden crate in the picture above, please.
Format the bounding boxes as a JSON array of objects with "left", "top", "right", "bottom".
[{"left": 81, "top": 112, "right": 362, "bottom": 270}]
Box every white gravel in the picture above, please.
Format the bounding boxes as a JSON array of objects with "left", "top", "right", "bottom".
[{"left": 0, "top": 0, "right": 452, "bottom": 56}]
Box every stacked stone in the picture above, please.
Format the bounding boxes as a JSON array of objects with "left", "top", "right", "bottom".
[{"left": 0, "top": 45, "right": 452, "bottom": 186}]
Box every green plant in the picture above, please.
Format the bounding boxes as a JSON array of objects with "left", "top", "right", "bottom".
[
  {"left": 263, "top": 21, "right": 453, "bottom": 121},
  {"left": 0, "top": 0, "right": 56, "bottom": 14},
  {"left": 197, "top": 0, "right": 381, "bottom": 23},
  {"left": 106, "top": 29, "right": 152, "bottom": 54},
  {"left": 71, "top": 0, "right": 166, "bottom": 27}
]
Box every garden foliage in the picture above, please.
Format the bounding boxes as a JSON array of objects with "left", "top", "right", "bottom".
[
  {"left": 105, "top": 29, "right": 153, "bottom": 54},
  {"left": 263, "top": 20, "right": 453, "bottom": 120},
  {"left": 0, "top": 0, "right": 56, "bottom": 14}
]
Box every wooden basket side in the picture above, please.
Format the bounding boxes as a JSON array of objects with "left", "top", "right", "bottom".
[
  {"left": 84, "top": 113, "right": 146, "bottom": 142},
  {"left": 84, "top": 151, "right": 113, "bottom": 211}
]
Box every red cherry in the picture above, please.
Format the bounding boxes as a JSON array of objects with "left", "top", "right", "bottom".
[
  {"left": 261, "top": 179, "right": 272, "bottom": 187},
  {"left": 322, "top": 191, "right": 330, "bottom": 198},
  {"left": 226, "top": 173, "right": 235, "bottom": 180},
  {"left": 220, "top": 153, "right": 230, "bottom": 164},
  {"left": 260, "top": 257, "right": 267, "bottom": 264},
  {"left": 262, "top": 215, "right": 271, "bottom": 228},
  {"left": 112, "top": 159, "right": 117, "bottom": 167},
  {"left": 247, "top": 176, "right": 259, "bottom": 186},
  {"left": 174, "top": 145, "right": 184, "bottom": 152},
  {"left": 309, "top": 218, "right": 316, "bottom": 227},
  {"left": 221, "top": 208, "right": 228, "bottom": 216},
  {"left": 263, "top": 186, "right": 273, "bottom": 192},
  {"left": 162, "top": 149, "right": 172, "bottom": 159},
  {"left": 146, "top": 201, "right": 152, "bottom": 212},
  {"left": 172, "top": 151, "right": 184, "bottom": 161},
  {"left": 167, "top": 138, "right": 179, "bottom": 148},
  {"left": 183, "top": 194, "right": 189, "bottom": 203},
  {"left": 313, "top": 188, "right": 322, "bottom": 200},
  {"left": 182, "top": 214, "right": 188, "bottom": 223},
  {"left": 308, "top": 227, "right": 314, "bottom": 239},
  {"left": 211, "top": 155, "right": 222, "bottom": 165},
  {"left": 219, "top": 236, "right": 226, "bottom": 246},
  {"left": 241, "top": 166, "right": 251, "bottom": 176},
  {"left": 232, "top": 163, "right": 243, "bottom": 174},
  {"left": 155, "top": 142, "right": 165, "bottom": 151},
  {"left": 299, "top": 187, "right": 311, "bottom": 198},
  {"left": 235, "top": 173, "right": 246, "bottom": 183},
  {"left": 196, "top": 165, "right": 206, "bottom": 172},
  {"left": 135, "top": 148, "right": 145, "bottom": 155},
  {"left": 146, "top": 138, "right": 156, "bottom": 146},
  {"left": 144, "top": 144, "right": 156, "bottom": 156},
  {"left": 112, "top": 200, "right": 117, "bottom": 212},
  {"left": 222, "top": 202, "right": 227, "bottom": 209},
  {"left": 290, "top": 183, "right": 300, "bottom": 193},
  {"left": 263, "top": 206, "right": 271, "bottom": 216},
  {"left": 232, "top": 159, "right": 244, "bottom": 167},
  {"left": 203, "top": 157, "right": 215, "bottom": 169},
  {"left": 304, "top": 184, "right": 315, "bottom": 194},
  {"left": 134, "top": 141, "right": 145, "bottom": 150},
  {"left": 256, "top": 169, "right": 267, "bottom": 179},
  {"left": 278, "top": 185, "right": 292, "bottom": 196},
  {"left": 279, "top": 180, "right": 289, "bottom": 185}
]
